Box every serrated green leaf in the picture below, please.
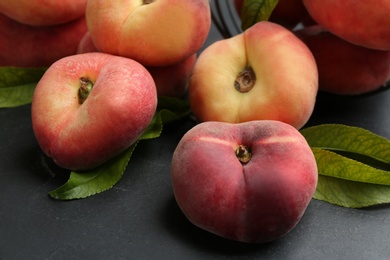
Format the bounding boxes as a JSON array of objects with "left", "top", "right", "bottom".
[
  {"left": 300, "top": 124, "right": 390, "bottom": 208},
  {"left": 48, "top": 96, "right": 191, "bottom": 200},
  {"left": 240, "top": 0, "right": 279, "bottom": 31},
  {"left": 312, "top": 148, "right": 390, "bottom": 186},
  {"left": 0, "top": 66, "right": 46, "bottom": 108},
  {"left": 301, "top": 124, "right": 390, "bottom": 164},
  {"left": 49, "top": 141, "right": 139, "bottom": 200},
  {"left": 314, "top": 175, "right": 390, "bottom": 208}
]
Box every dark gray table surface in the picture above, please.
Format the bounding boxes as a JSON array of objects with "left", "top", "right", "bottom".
[{"left": 1, "top": 9, "right": 390, "bottom": 260}]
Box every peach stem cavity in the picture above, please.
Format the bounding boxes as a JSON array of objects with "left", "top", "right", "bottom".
[
  {"left": 234, "top": 67, "right": 256, "bottom": 93},
  {"left": 78, "top": 77, "right": 94, "bottom": 104},
  {"left": 235, "top": 145, "right": 252, "bottom": 164}
]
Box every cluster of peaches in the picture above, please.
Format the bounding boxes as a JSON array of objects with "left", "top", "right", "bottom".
[
  {"left": 1, "top": 0, "right": 389, "bottom": 244},
  {"left": 2, "top": 0, "right": 212, "bottom": 170},
  {"left": 0, "top": 0, "right": 205, "bottom": 97}
]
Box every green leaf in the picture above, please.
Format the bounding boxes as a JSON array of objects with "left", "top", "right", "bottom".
[
  {"left": 312, "top": 148, "right": 390, "bottom": 186},
  {"left": 0, "top": 66, "right": 46, "bottom": 108},
  {"left": 49, "top": 141, "right": 139, "bottom": 200},
  {"left": 240, "top": 0, "right": 279, "bottom": 31},
  {"left": 300, "top": 124, "right": 390, "bottom": 208},
  {"left": 139, "top": 96, "right": 191, "bottom": 140},
  {"left": 157, "top": 95, "right": 192, "bottom": 122},
  {"left": 301, "top": 124, "right": 390, "bottom": 164},
  {"left": 48, "top": 96, "right": 191, "bottom": 200},
  {"left": 315, "top": 175, "right": 390, "bottom": 208}
]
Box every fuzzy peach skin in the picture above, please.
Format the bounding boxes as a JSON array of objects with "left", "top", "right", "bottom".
[
  {"left": 31, "top": 53, "right": 157, "bottom": 171},
  {"left": 0, "top": 14, "right": 88, "bottom": 67},
  {"left": 77, "top": 31, "right": 98, "bottom": 54},
  {"left": 171, "top": 120, "right": 318, "bottom": 243},
  {"left": 0, "top": 0, "right": 87, "bottom": 26},
  {"left": 296, "top": 26, "right": 390, "bottom": 95},
  {"left": 302, "top": 0, "right": 390, "bottom": 50},
  {"left": 188, "top": 21, "right": 318, "bottom": 129},
  {"left": 147, "top": 54, "right": 197, "bottom": 98},
  {"left": 76, "top": 34, "right": 197, "bottom": 98},
  {"left": 86, "top": 0, "right": 211, "bottom": 67}
]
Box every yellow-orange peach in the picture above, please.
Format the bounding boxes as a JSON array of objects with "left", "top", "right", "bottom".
[
  {"left": 86, "top": 0, "right": 211, "bottom": 66},
  {"left": 188, "top": 21, "right": 318, "bottom": 129}
]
